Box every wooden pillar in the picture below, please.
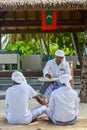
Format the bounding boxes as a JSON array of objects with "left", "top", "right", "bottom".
[
  {"left": 69, "top": 61, "right": 74, "bottom": 88},
  {"left": 80, "top": 30, "right": 87, "bottom": 102}
]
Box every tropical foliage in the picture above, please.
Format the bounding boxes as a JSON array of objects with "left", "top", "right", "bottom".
[
  {"left": 2, "top": 33, "right": 84, "bottom": 63},
  {"left": 5, "top": 32, "right": 84, "bottom": 58}
]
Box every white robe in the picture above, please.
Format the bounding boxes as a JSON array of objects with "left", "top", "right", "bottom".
[
  {"left": 6, "top": 83, "right": 46, "bottom": 124},
  {"left": 45, "top": 86, "right": 79, "bottom": 124}
]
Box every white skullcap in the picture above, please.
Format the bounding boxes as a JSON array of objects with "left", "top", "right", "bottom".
[
  {"left": 11, "top": 71, "right": 27, "bottom": 84},
  {"left": 55, "top": 50, "right": 65, "bottom": 57}
]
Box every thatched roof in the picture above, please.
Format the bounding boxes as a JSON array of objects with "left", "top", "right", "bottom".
[
  {"left": 0, "top": 0, "right": 87, "bottom": 33},
  {"left": 0, "top": 0, "right": 87, "bottom": 11}
]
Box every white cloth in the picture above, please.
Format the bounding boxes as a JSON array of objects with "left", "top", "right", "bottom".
[
  {"left": 6, "top": 71, "right": 46, "bottom": 124},
  {"left": 11, "top": 71, "right": 27, "bottom": 84},
  {"left": 6, "top": 83, "right": 36, "bottom": 124},
  {"left": 59, "top": 74, "right": 72, "bottom": 88},
  {"left": 43, "top": 59, "right": 71, "bottom": 77},
  {"left": 45, "top": 87, "right": 79, "bottom": 124},
  {"left": 44, "top": 83, "right": 54, "bottom": 100}
]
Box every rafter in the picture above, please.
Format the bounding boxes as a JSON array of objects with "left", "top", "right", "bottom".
[{"left": 0, "top": 20, "right": 85, "bottom": 27}]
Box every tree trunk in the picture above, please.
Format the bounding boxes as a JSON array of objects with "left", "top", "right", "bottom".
[
  {"left": 0, "top": 34, "right": 2, "bottom": 70},
  {"left": 0, "top": 34, "right": 1, "bottom": 49},
  {"left": 71, "top": 33, "right": 82, "bottom": 68},
  {"left": 80, "top": 32, "right": 87, "bottom": 102},
  {"left": 42, "top": 34, "right": 50, "bottom": 56}
]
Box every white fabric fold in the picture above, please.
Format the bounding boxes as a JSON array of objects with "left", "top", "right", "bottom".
[{"left": 59, "top": 74, "right": 72, "bottom": 88}]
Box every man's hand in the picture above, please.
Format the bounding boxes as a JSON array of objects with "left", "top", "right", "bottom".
[
  {"left": 45, "top": 74, "right": 52, "bottom": 79},
  {"left": 39, "top": 97, "right": 48, "bottom": 107},
  {"left": 34, "top": 94, "right": 48, "bottom": 107}
]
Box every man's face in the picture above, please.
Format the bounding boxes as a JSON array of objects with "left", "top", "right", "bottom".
[{"left": 55, "top": 56, "right": 63, "bottom": 65}]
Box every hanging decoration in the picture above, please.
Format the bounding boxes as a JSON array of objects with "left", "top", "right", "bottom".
[{"left": 42, "top": 10, "right": 57, "bottom": 30}]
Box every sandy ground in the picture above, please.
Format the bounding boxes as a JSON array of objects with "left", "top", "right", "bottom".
[{"left": 0, "top": 98, "right": 87, "bottom": 130}]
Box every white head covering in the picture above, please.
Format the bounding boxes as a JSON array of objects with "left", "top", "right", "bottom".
[
  {"left": 11, "top": 71, "right": 27, "bottom": 84},
  {"left": 55, "top": 50, "right": 66, "bottom": 62},
  {"left": 59, "top": 74, "right": 72, "bottom": 88},
  {"left": 55, "top": 50, "right": 65, "bottom": 57}
]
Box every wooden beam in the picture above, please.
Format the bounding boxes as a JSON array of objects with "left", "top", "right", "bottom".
[
  {"left": 0, "top": 26, "right": 84, "bottom": 34},
  {"left": 0, "top": 69, "right": 81, "bottom": 77},
  {"left": 0, "top": 20, "right": 85, "bottom": 27}
]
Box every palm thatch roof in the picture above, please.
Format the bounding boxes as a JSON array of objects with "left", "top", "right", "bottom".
[
  {"left": 0, "top": 0, "right": 87, "bottom": 11},
  {"left": 0, "top": 0, "right": 87, "bottom": 33}
]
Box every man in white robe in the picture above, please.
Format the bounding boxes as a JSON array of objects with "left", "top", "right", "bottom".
[
  {"left": 45, "top": 74, "right": 79, "bottom": 125},
  {"left": 39, "top": 50, "right": 72, "bottom": 95},
  {"left": 5, "top": 71, "right": 47, "bottom": 124}
]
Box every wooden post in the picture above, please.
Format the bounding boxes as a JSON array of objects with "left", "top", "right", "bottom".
[{"left": 69, "top": 61, "right": 74, "bottom": 88}]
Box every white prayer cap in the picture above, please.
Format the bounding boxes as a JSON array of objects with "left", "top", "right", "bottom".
[
  {"left": 11, "top": 71, "right": 27, "bottom": 84},
  {"left": 55, "top": 50, "right": 65, "bottom": 57}
]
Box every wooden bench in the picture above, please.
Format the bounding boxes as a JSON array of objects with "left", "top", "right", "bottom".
[{"left": 0, "top": 53, "right": 20, "bottom": 70}]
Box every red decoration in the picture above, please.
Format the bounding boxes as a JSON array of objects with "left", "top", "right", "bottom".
[{"left": 42, "top": 10, "right": 57, "bottom": 30}]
